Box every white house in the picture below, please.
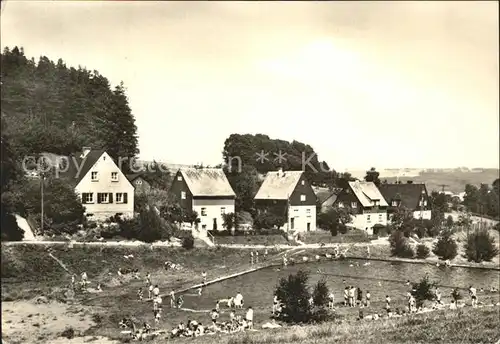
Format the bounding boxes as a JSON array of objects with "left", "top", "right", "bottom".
[
  {"left": 333, "top": 180, "right": 388, "bottom": 234},
  {"left": 60, "top": 147, "right": 135, "bottom": 221},
  {"left": 170, "top": 168, "right": 236, "bottom": 231},
  {"left": 254, "top": 168, "right": 317, "bottom": 232}
]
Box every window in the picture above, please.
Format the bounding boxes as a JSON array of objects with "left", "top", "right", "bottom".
[
  {"left": 294, "top": 208, "right": 299, "bottom": 212},
  {"left": 181, "top": 191, "right": 186, "bottom": 200},
  {"left": 351, "top": 202, "right": 357, "bottom": 208},
  {"left": 306, "top": 209, "right": 311, "bottom": 215},
  {"left": 419, "top": 200, "right": 423, "bottom": 206},
  {"left": 201, "top": 207, "right": 207, "bottom": 216},
  {"left": 111, "top": 172, "right": 118, "bottom": 181},
  {"left": 338, "top": 202, "right": 344, "bottom": 208},
  {"left": 177, "top": 176, "right": 182, "bottom": 181},
  {"left": 82, "top": 193, "right": 93, "bottom": 204},
  {"left": 202, "top": 224, "right": 207, "bottom": 229},
  {"left": 91, "top": 171, "right": 98, "bottom": 181},
  {"left": 374, "top": 200, "right": 379, "bottom": 206},
  {"left": 367, "top": 214, "right": 371, "bottom": 222},
  {"left": 301, "top": 180, "right": 305, "bottom": 185},
  {"left": 115, "top": 193, "right": 128, "bottom": 203},
  {"left": 392, "top": 200, "right": 398, "bottom": 207},
  {"left": 97, "top": 193, "right": 112, "bottom": 204},
  {"left": 221, "top": 207, "right": 226, "bottom": 214},
  {"left": 300, "top": 194, "right": 306, "bottom": 202},
  {"left": 379, "top": 213, "right": 383, "bottom": 222},
  {"left": 424, "top": 200, "right": 428, "bottom": 206},
  {"left": 136, "top": 179, "right": 142, "bottom": 185}
]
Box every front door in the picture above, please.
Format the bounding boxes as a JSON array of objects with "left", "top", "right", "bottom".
[
  {"left": 307, "top": 223, "right": 311, "bottom": 232},
  {"left": 213, "top": 218, "right": 218, "bottom": 231},
  {"left": 290, "top": 218, "right": 295, "bottom": 230}
]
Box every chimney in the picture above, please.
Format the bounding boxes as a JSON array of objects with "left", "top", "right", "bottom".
[
  {"left": 81, "top": 147, "right": 91, "bottom": 158},
  {"left": 277, "top": 167, "right": 283, "bottom": 177}
]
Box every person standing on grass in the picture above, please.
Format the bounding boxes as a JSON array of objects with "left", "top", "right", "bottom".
[
  {"left": 137, "top": 287, "right": 144, "bottom": 301},
  {"left": 170, "top": 291, "right": 176, "bottom": 308},
  {"left": 343, "top": 287, "right": 349, "bottom": 306},
  {"left": 250, "top": 251, "right": 254, "bottom": 265},
  {"left": 153, "top": 285, "right": 160, "bottom": 299},
  {"left": 264, "top": 249, "right": 268, "bottom": 260},
  {"left": 210, "top": 309, "right": 219, "bottom": 326},
  {"left": 349, "top": 286, "right": 356, "bottom": 307},
  {"left": 385, "top": 295, "right": 391, "bottom": 314},
  {"left": 215, "top": 300, "right": 220, "bottom": 312},
  {"left": 81, "top": 272, "right": 88, "bottom": 285},
  {"left": 202, "top": 271, "right": 207, "bottom": 283},
  {"left": 328, "top": 291, "right": 335, "bottom": 309},
  {"left": 365, "top": 290, "right": 371, "bottom": 307},
  {"left": 146, "top": 272, "right": 152, "bottom": 285},
  {"left": 245, "top": 307, "right": 254, "bottom": 329},
  {"left": 357, "top": 288, "right": 363, "bottom": 306},
  {"left": 273, "top": 295, "right": 280, "bottom": 315},
  {"left": 469, "top": 285, "right": 478, "bottom": 308},
  {"left": 435, "top": 288, "right": 442, "bottom": 305},
  {"left": 255, "top": 251, "right": 259, "bottom": 264}
]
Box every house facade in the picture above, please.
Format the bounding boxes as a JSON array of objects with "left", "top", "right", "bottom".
[
  {"left": 378, "top": 182, "right": 432, "bottom": 220},
  {"left": 127, "top": 173, "right": 152, "bottom": 194},
  {"left": 254, "top": 169, "right": 317, "bottom": 232},
  {"left": 65, "top": 148, "right": 135, "bottom": 221},
  {"left": 333, "top": 180, "right": 388, "bottom": 234},
  {"left": 170, "top": 168, "right": 235, "bottom": 231}
]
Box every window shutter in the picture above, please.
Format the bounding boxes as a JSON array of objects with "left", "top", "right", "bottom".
[
  {"left": 109, "top": 193, "right": 113, "bottom": 203},
  {"left": 123, "top": 193, "right": 128, "bottom": 204},
  {"left": 97, "top": 193, "right": 102, "bottom": 204},
  {"left": 82, "top": 193, "right": 87, "bottom": 204}
]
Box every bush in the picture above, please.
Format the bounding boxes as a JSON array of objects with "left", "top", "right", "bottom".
[
  {"left": 416, "top": 244, "right": 430, "bottom": 259},
  {"left": 330, "top": 227, "right": 338, "bottom": 237},
  {"left": 432, "top": 229, "right": 458, "bottom": 260},
  {"left": 222, "top": 212, "right": 236, "bottom": 230},
  {"left": 275, "top": 270, "right": 312, "bottom": 323},
  {"left": 181, "top": 233, "right": 194, "bottom": 250},
  {"left": 116, "top": 207, "right": 174, "bottom": 243},
  {"left": 389, "top": 230, "right": 414, "bottom": 258},
  {"left": 464, "top": 229, "right": 499, "bottom": 263},
  {"left": 254, "top": 212, "right": 286, "bottom": 230},
  {"left": 427, "top": 226, "right": 441, "bottom": 238},
  {"left": 411, "top": 275, "right": 436, "bottom": 308}
]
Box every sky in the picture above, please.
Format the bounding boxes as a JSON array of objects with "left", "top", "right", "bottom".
[{"left": 1, "top": 1, "right": 499, "bottom": 170}]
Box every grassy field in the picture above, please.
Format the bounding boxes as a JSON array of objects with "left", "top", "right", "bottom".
[
  {"left": 162, "top": 306, "right": 500, "bottom": 344},
  {"left": 301, "top": 230, "right": 373, "bottom": 244},
  {"left": 212, "top": 234, "right": 290, "bottom": 246}
]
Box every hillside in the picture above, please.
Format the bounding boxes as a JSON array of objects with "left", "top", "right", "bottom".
[
  {"left": 1, "top": 46, "right": 138, "bottom": 164},
  {"left": 383, "top": 169, "right": 499, "bottom": 193}
]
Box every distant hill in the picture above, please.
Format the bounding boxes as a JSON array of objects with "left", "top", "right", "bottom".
[{"left": 382, "top": 169, "right": 499, "bottom": 193}]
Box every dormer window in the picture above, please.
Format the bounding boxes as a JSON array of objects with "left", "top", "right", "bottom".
[
  {"left": 177, "top": 176, "right": 182, "bottom": 181},
  {"left": 111, "top": 172, "right": 118, "bottom": 181},
  {"left": 392, "top": 200, "right": 398, "bottom": 207},
  {"left": 301, "top": 180, "right": 305, "bottom": 185},
  {"left": 351, "top": 202, "right": 357, "bottom": 208},
  {"left": 300, "top": 194, "right": 306, "bottom": 202},
  {"left": 91, "top": 171, "right": 98, "bottom": 181},
  {"left": 338, "top": 202, "right": 344, "bottom": 208},
  {"left": 136, "top": 179, "right": 142, "bottom": 185}
]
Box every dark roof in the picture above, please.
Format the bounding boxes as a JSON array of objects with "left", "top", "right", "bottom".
[
  {"left": 126, "top": 173, "right": 144, "bottom": 182},
  {"left": 54, "top": 149, "right": 106, "bottom": 185},
  {"left": 378, "top": 183, "right": 427, "bottom": 209}
]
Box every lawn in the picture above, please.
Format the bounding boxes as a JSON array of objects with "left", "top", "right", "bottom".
[
  {"left": 301, "top": 229, "right": 373, "bottom": 244},
  {"left": 163, "top": 306, "right": 500, "bottom": 344},
  {"left": 212, "top": 234, "right": 290, "bottom": 246}
]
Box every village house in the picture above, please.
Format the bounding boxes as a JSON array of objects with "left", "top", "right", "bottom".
[
  {"left": 378, "top": 181, "right": 432, "bottom": 220},
  {"left": 169, "top": 168, "right": 235, "bottom": 231},
  {"left": 60, "top": 147, "right": 135, "bottom": 221},
  {"left": 254, "top": 168, "right": 317, "bottom": 232},
  {"left": 333, "top": 180, "right": 388, "bottom": 234},
  {"left": 126, "top": 173, "right": 152, "bottom": 195}
]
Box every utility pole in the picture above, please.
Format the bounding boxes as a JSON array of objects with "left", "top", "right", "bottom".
[{"left": 40, "top": 170, "right": 44, "bottom": 233}]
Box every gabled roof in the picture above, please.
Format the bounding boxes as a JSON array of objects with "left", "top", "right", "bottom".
[
  {"left": 254, "top": 170, "right": 303, "bottom": 200},
  {"left": 378, "top": 183, "right": 427, "bottom": 209},
  {"left": 42, "top": 149, "right": 106, "bottom": 185},
  {"left": 126, "top": 173, "right": 147, "bottom": 182},
  {"left": 179, "top": 168, "right": 235, "bottom": 197},
  {"left": 348, "top": 180, "right": 389, "bottom": 207}
]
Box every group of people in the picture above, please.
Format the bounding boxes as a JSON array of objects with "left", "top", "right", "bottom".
[
  {"left": 250, "top": 249, "right": 270, "bottom": 265},
  {"left": 343, "top": 286, "right": 370, "bottom": 307}
]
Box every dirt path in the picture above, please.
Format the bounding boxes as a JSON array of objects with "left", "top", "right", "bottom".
[{"left": 1, "top": 300, "right": 119, "bottom": 344}]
